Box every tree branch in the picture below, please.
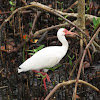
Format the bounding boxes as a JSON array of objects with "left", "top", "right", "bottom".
[
  {"left": 44, "top": 80, "right": 100, "bottom": 100},
  {"left": 73, "top": 27, "right": 100, "bottom": 100}
]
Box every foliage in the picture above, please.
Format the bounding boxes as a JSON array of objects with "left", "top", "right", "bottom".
[
  {"left": 57, "top": 1, "right": 68, "bottom": 21},
  {"left": 57, "top": 1, "right": 64, "bottom": 11},
  {"left": 27, "top": 45, "right": 45, "bottom": 55},
  {"left": 58, "top": 15, "right": 68, "bottom": 21},
  {"left": 9, "top": 0, "right": 16, "bottom": 11},
  {"left": 86, "top": 5, "right": 90, "bottom": 13},
  {"left": 29, "top": 22, "right": 32, "bottom": 28},
  {"left": 37, "top": 73, "right": 46, "bottom": 80},
  {"left": 67, "top": 54, "right": 75, "bottom": 66},
  {"left": 92, "top": 17, "right": 100, "bottom": 30},
  {"left": 46, "top": 64, "right": 62, "bottom": 71}
]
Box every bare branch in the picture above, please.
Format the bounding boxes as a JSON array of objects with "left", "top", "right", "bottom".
[
  {"left": 45, "top": 80, "right": 100, "bottom": 100},
  {"left": 73, "top": 27, "right": 100, "bottom": 100}
]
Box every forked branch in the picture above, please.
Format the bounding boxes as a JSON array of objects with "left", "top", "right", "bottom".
[{"left": 44, "top": 80, "right": 100, "bottom": 100}]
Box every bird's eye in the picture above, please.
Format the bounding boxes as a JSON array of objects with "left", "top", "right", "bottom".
[{"left": 63, "top": 29, "right": 68, "bottom": 34}]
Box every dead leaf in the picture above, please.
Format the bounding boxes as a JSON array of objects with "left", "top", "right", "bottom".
[
  {"left": 0, "top": 45, "right": 14, "bottom": 51},
  {"left": 0, "top": 10, "right": 1, "bottom": 14},
  {"left": 0, "top": 46, "right": 5, "bottom": 50},
  {"left": 83, "top": 61, "right": 90, "bottom": 68},
  {"left": 48, "top": 4, "right": 52, "bottom": 8},
  {"left": 22, "top": 34, "right": 28, "bottom": 40},
  {"left": 85, "top": 19, "right": 91, "bottom": 26},
  {"left": 33, "top": 39, "right": 38, "bottom": 43},
  {"left": 84, "top": 29, "right": 89, "bottom": 36},
  {"left": 75, "top": 94, "right": 80, "bottom": 99},
  {"left": 6, "top": 45, "right": 13, "bottom": 50}
]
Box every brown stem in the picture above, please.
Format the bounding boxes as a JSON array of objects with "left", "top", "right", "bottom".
[
  {"left": 0, "top": 23, "right": 70, "bottom": 53},
  {"left": 84, "top": 38, "right": 92, "bottom": 62},
  {"left": 44, "top": 80, "right": 100, "bottom": 100},
  {"left": 0, "top": 86, "right": 8, "bottom": 89},
  {"left": 0, "top": 2, "right": 98, "bottom": 31},
  {"left": 21, "top": 0, "right": 27, "bottom": 5},
  {"left": 73, "top": 27, "right": 100, "bottom": 100},
  {"left": 64, "top": 1, "right": 78, "bottom": 12},
  {"left": 29, "top": 11, "right": 41, "bottom": 36},
  {"left": 30, "top": 2, "right": 87, "bottom": 37}
]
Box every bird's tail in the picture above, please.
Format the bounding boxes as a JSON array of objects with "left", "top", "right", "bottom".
[{"left": 18, "top": 68, "right": 23, "bottom": 73}]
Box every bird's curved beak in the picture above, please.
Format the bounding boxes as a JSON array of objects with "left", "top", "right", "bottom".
[
  {"left": 63, "top": 29, "right": 79, "bottom": 37},
  {"left": 65, "top": 31, "right": 79, "bottom": 37}
]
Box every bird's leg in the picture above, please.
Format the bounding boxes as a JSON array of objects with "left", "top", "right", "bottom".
[
  {"left": 32, "top": 70, "right": 51, "bottom": 91},
  {"left": 32, "top": 70, "right": 51, "bottom": 82}
]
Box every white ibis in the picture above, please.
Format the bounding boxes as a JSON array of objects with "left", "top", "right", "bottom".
[{"left": 18, "top": 28, "right": 77, "bottom": 90}]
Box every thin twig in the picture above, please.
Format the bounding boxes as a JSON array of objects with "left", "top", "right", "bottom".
[
  {"left": 0, "top": 23, "right": 70, "bottom": 53},
  {"left": 64, "top": 1, "right": 78, "bottom": 12},
  {"left": 21, "top": 0, "right": 27, "bottom": 5},
  {"left": 73, "top": 27, "right": 100, "bottom": 100},
  {"left": 0, "top": 86, "right": 8, "bottom": 89},
  {"left": 0, "top": 2, "right": 98, "bottom": 31},
  {"left": 33, "top": 23, "right": 70, "bottom": 37},
  {"left": 0, "top": 2, "right": 99, "bottom": 54},
  {"left": 36, "top": 31, "right": 47, "bottom": 44},
  {"left": 29, "top": 11, "right": 41, "bottom": 35},
  {"left": 30, "top": 2, "right": 87, "bottom": 37},
  {"left": 0, "top": 68, "right": 4, "bottom": 73},
  {"left": 0, "top": 5, "right": 34, "bottom": 31},
  {"left": 84, "top": 38, "right": 92, "bottom": 62}
]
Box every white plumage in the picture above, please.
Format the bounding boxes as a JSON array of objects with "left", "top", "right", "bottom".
[{"left": 18, "top": 28, "right": 76, "bottom": 73}]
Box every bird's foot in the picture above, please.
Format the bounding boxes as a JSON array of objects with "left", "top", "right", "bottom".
[{"left": 32, "top": 70, "right": 51, "bottom": 91}]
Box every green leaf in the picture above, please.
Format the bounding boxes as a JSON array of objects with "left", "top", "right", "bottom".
[
  {"left": 10, "top": 7, "right": 15, "bottom": 11},
  {"left": 37, "top": 73, "right": 44, "bottom": 77},
  {"left": 57, "top": 1, "right": 60, "bottom": 4},
  {"left": 72, "top": 55, "right": 75, "bottom": 60},
  {"left": 28, "top": 53, "right": 34, "bottom": 56},
  {"left": 37, "top": 73, "right": 46, "bottom": 80},
  {"left": 92, "top": 17, "right": 97, "bottom": 27},
  {"left": 46, "top": 64, "right": 62, "bottom": 71},
  {"left": 86, "top": 5, "right": 89, "bottom": 12},
  {"left": 27, "top": 45, "right": 45, "bottom": 56},
  {"left": 36, "top": 45, "right": 44, "bottom": 51},
  {"left": 64, "top": 15, "right": 68, "bottom": 19},
  {"left": 69, "top": 60, "right": 72, "bottom": 66},
  {"left": 58, "top": 17, "right": 63, "bottom": 20},
  {"left": 9, "top": 1, "right": 15, "bottom": 6},
  {"left": 67, "top": 54, "right": 75, "bottom": 66},
  {"left": 69, "top": 8, "right": 74, "bottom": 12},
  {"left": 61, "top": 8, "right": 63, "bottom": 11},
  {"left": 29, "top": 22, "right": 32, "bottom": 28},
  {"left": 97, "top": 17, "right": 100, "bottom": 26},
  {"left": 33, "top": 49, "right": 37, "bottom": 53},
  {"left": 61, "top": 2, "right": 63, "bottom": 4},
  {"left": 27, "top": 49, "right": 34, "bottom": 52},
  {"left": 67, "top": 55, "right": 72, "bottom": 60},
  {"left": 92, "top": 17, "right": 100, "bottom": 29}
]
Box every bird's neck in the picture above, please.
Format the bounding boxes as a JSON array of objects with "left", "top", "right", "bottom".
[{"left": 58, "top": 35, "right": 69, "bottom": 51}]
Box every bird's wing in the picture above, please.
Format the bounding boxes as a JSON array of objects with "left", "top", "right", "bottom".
[{"left": 19, "top": 46, "right": 64, "bottom": 71}]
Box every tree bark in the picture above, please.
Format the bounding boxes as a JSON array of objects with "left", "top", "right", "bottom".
[{"left": 77, "top": 0, "right": 85, "bottom": 29}]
